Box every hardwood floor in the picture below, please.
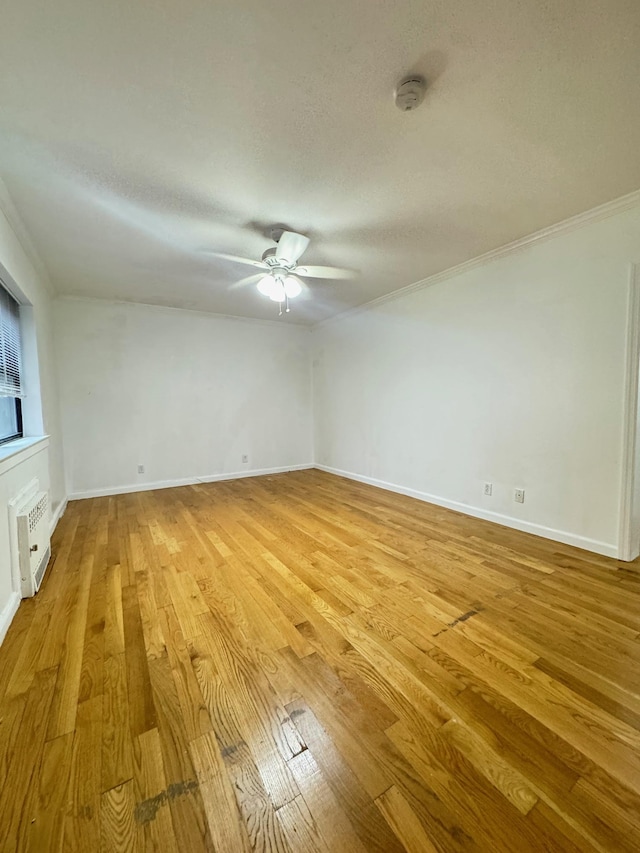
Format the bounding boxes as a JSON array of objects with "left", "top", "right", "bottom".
[{"left": 1, "top": 469, "right": 640, "bottom": 851}]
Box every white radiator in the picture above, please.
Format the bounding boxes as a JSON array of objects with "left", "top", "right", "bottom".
[{"left": 16, "top": 491, "right": 51, "bottom": 598}]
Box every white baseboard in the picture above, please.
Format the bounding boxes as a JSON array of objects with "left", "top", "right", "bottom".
[
  {"left": 315, "top": 465, "right": 618, "bottom": 559},
  {"left": 50, "top": 497, "right": 68, "bottom": 535},
  {"left": 68, "top": 464, "right": 314, "bottom": 501},
  {"left": 0, "top": 591, "right": 20, "bottom": 648}
]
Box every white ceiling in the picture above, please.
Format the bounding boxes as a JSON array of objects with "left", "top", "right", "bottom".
[{"left": 2, "top": 0, "right": 640, "bottom": 324}]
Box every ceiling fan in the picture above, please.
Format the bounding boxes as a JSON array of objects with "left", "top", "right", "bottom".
[{"left": 204, "top": 227, "right": 355, "bottom": 314}]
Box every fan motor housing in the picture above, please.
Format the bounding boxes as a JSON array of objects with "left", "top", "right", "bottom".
[
  {"left": 261, "top": 247, "right": 296, "bottom": 271},
  {"left": 262, "top": 248, "right": 280, "bottom": 266}
]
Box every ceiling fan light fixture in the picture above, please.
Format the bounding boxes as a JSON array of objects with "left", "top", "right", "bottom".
[
  {"left": 268, "top": 276, "right": 286, "bottom": 302},
  {"left": 257, "top": 275, "right": 276, "bottom": 297},
  {"left": 221, "top": 228, "right": 354, "bottom": 314},
  {"left": 284, "top": 276, "right": 302, "bottom": 298}
]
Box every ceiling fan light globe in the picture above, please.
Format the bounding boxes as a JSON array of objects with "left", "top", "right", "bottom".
[
  {"left": 257, "top": 275, "right": 275, "bottom": 297},
  {"left": 284, "top": 276, "right": 302, "bottom": 298},
  {"left": 269, "top": 279, "right": 286, "bottom": 302}
]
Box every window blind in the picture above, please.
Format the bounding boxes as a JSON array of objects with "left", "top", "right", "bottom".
[{"left": 0, "top": 284, "right": 23, "bottom": 399}]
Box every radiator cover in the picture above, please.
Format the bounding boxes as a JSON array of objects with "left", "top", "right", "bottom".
[{"left": 16, "top": 491, "right": 51, "bottom": 598}]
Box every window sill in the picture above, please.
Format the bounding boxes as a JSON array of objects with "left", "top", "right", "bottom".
[{"left": 0, "top": 435, "right": 49, "bottom": 478}]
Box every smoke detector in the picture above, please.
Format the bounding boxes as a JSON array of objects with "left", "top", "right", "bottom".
[{"left": 394, "top": 76, "right": 427, "bottom": 112}]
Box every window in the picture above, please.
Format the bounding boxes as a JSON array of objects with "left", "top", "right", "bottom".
[{"left": 0, "top": 284, "right": 24, "bottom": 445}]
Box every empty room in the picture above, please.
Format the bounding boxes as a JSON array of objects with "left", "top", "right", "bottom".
[{"left": 1, "top": 1, "right": 640, "bottom": 851}]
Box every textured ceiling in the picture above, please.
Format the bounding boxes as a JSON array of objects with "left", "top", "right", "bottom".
[{"left": 2, "top": 0, "right": 640, "bottom": 324}]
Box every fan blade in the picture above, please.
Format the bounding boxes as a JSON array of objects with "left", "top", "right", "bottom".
[
  {"left": 204, "top": 251, "right": 268, "bottom": 269},
  {"left": 297, "top": 264, "right": 356, "bottom": 279},
  {"left": 275, "top": 231, "right": 310, "bottom": 264},
  {"left": 229, "top": 273, "right": 265, "bottom": 291}
]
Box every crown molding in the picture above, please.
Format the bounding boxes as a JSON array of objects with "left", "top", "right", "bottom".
[
  {"left": 0, "top": 178, "right": 56, "bottom": 297},
  {"left": 55, "top": 293, "right": 313, "bottom": 331},
  {"left": 314, "top": 187, "right": 640, "bottom": 329}
]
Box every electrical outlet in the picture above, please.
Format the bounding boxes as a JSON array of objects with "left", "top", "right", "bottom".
[
  {"left": 241, "top": 455, "right": 249, "bottom": 464},
  {"left": 137, "top": 465, "right": 145, "bottom": 474},
  {"left": 484, "top": 482, "right": 492, "bottom": 496},
  {"left": 514, "top": 488, "right": 525, "bottom": 504}
]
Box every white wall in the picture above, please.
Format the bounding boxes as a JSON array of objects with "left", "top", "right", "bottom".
[
  {"left": 0, "top": 181, "right": 65, "bottom": 639},
  {"left": 314, "top": 204, "right": 640, "bottom": 557},
  {"left": 55, "top": 298, "right": 313, "bottom": 497}
]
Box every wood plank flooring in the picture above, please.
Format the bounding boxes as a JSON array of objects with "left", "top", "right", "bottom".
[{"left": 1, "top": 469, "right": 640, "bottom": 851}]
